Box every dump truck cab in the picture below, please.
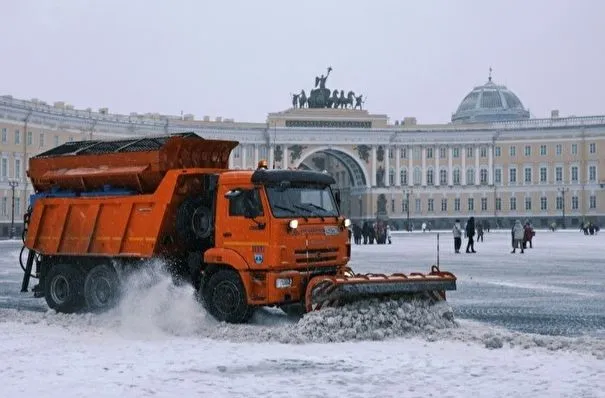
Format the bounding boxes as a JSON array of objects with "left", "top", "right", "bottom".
[{"left": 197, "top": 166, "right": 350, "bottom": 321}]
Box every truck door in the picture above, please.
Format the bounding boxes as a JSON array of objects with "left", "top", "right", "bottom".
[{"left": 217, "top": 186, "right": 270, "bottom": 269}]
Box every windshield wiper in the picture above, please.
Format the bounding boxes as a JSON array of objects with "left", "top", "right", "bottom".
[
  {"left": 273, "top": 204, "right": 296, "bottom": 214},
  {"left": 295, "top": 204, "right": 324, "bottom": 221},
  {"left": 303, "top": 203, "right": 339, "bottom": 221}
]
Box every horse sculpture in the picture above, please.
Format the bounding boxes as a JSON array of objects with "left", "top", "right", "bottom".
[
  {"left": 354, "top": 94, "right": 364, "bottom": 110},
  {"left": 298, "top": 90, "right": 307, "bottom": 108}
]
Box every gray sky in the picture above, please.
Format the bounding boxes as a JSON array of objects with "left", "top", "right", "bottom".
[{"left": 2, "top": 0, "right": 603, "bottom": 124}]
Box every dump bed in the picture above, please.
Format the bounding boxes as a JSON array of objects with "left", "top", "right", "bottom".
[{"left": 28, "top": 132, "right": 237, "bottom": 193}]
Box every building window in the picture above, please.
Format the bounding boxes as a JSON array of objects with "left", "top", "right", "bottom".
[
  {"left": 413, "top": 167, "right": 421, "bottom": 185},
  {"left": 589, "top": 165, "right": 596, "bottom": 182},
  {"left": 259, "top": 146, "right": 268, "bottom": 159},
  {"left": 15, "top": 159, "right": 21, "bottom": 180},
  {"left": 571, "top": 166, "right": 578, "bottom": 183},
  {"left": 466, "top": 147, "right": 473, "bottom": 158},
  {"left": 495, "top": 198, "right": 502, "bottom": 211},
  {"left": 15, "top": 198, "right": 21, "bottom": 216},
  {"left": 439, "top": 169, "right": 447, "bottom": 185},
  {"left": 510, "top": 146, "right": 516, "bottom": 157},
  {"left": 524, "top": 145, "right": 531, "bottom": 156},
  {"left": 413, "top": 147, "right": 421, "bottom": 160},
  {"left": 510, "top": 197, "right": 517, "bottom": 211},
  {"left": 454, "top": 198, "right": 460, "bottom": 211},
  {"left": 426, "top": 169, "right": 434, "bottom": 186},
  {"left": 571, "top": 144, "right": 578, "bottom": 155},
  {"left": 495, "top": 146, "right": 501, "bottom": 157},
  {"left": 525, "top": 197, "right": 532, "bottom": 210},
  {"left": 401, "top": 169, "right": 408, "bottom": 185},
  {"left": 481, "top": 197, "right": 487, "bottom": 211},
  {"left": 589, "top": 143, "right": 596, "bottom": 154},
  {"left": 439, "top": 147, "right": 446, "bottom": 158},
  {"left": 1, "top": 158, "right": 7, "bottom": 178},
  {"left": 388, "top": 148, "right": 393, "bottom": 159},
  {"left": 400, "top": 148, "right": 407, "bottom": 159},
  {"left": 468, "top": 198, "right": 474, "bottom": 211},
  {"left": 426, "top": 148, "right": 433, "bottom": 159},
  {"left": 540, "top": 145, "right": 547, "bottom": 156},
  {"left": 556, "top": 196, "right": 563, "bottom": 210},
  {"left": 540, "top": 197, "right": 547, "bottom": 210},
  {"left": 391, "top": 199, "right": 395, "bottom": 213},
  {"left": 27, "top": 131, "right": 33, "bottom": 146},
  {"left": 466, "top": 168, "right": 475, "bottom": 185},
  {"left": 540, "top": 167, "right": 547, "bottom": 183},
  {"left": 233, "top": 146, "right": 241, "bottom": 158},
  {"left": 509, "top": 167, "right": 517, "bottom": 184},
  {"left": 555, "top": 166, "right": 563, "bottom": 183},
  {"left": 495, "top": 168, "right": 502, "bottom": 184},
  {"left": 453, "top": 169, "right": 460, "bottom": 185},
  {"left": 555, "top": 144, "right": 562, "bottom": 156},
  {"left": 415, "top": 198, "right": 421, "bottom": 213},
  {"left": 14, "top": 130, "right": 20, "bottom": 145},
  {"left": 428, "top": 199, "right": 434, "bottom": 212},
  {"left": 1, "top": 197, "right": 6, "bottom": 216},
  {"left": 590, "top": 195, "right": 597, "bottom": 209},
  {"left": 572, "top": 196, "right": 578, "bottom": 210},
  {"left": 39, "top": 133, "right": 45, "bottom": 148},
  {"left": 389, "top": 169, "right": 395, "bottom": 186},
  {"left": 480, "top": 147, "right": 487, "bottom": 158},
  {"left": 453, "top": 147, "right": 460, "bottom": 158},
  {"left": 479, "top": 168, "right": 488, "bottom": 185},
  {"left": 1, "top": 128, "right": 6, "bottom": 143},
  {"left": 441, "top": 198, "right": 447, "bottom": 212},
  {"left": 524, "top": 167, "right": 532, "bottom": 183},
  {"left": 402, "top": 199, "right": 408, "bottom": 213}
]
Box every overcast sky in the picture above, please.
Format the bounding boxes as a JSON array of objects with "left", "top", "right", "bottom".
[{"left": 2, "top": 0, "right": 603, "bottom": 124}]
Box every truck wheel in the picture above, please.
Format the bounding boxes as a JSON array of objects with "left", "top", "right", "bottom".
[
  {"left": 202, "top": 269, "right": 252, "bottom": 323},
  {"left": 176, "top": 198, "right": 212, "bottom": 246},
  {"left": 84, "top": 264, "right": 120, "bottom": 312},
  {"left": 44, "top": 264, "right": 85, "bottom": 313}
]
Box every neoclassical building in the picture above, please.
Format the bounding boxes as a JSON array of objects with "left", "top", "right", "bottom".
[{"left": 1, "top": 74, "right": 603, "bottom": 236}]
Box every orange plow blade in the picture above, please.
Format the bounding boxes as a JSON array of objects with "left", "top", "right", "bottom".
[{"left": 304, "top": 265, "right": 457, "bottom": 312}]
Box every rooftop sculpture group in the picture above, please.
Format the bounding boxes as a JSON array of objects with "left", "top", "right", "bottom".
[{"left": 291, "top": 67, "right": 365, "bottom": 110}]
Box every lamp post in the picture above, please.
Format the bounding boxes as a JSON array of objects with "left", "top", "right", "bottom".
[
  {"left": 558, "top": 187, "right": 569, "bottom": 229},
  {"left": 8, "top": 179, "right": 19, "bottom": 239},
  {"left": 403, "top": 188, "right": 412, "bottom": 232}
]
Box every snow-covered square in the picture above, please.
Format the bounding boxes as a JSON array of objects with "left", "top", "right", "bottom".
[{"left": 0, "top": 230, "right": 604, "bottom": 398}]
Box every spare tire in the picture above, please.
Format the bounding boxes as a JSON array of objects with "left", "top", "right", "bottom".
[{"left": 176, "top": 197, "right": 213, "bottom": 245}]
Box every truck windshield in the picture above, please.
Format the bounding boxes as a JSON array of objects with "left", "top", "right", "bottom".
[{"left": 265, "top": 183, "right": 339, "bottom": 218}]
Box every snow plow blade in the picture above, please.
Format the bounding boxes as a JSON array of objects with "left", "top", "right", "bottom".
[{"left": 305, "top": 265, "right": 456, "bottom": 312}]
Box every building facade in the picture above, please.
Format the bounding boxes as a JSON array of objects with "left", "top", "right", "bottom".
[{"left": 1, "top": 75, "right": 604, "bottom": 237}]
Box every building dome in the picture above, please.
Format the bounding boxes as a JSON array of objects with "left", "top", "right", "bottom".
[{"left": 451, "top": 72, "right": 530, "bottom": 123}]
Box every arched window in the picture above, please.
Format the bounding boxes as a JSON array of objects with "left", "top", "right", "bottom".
[
  {"left": 440, "top": 169, "right": 448, "bottom": 185},
  {"left": 389, "top": 168, "right": 395, "bottom": 186},
  {"left": 466, "top": 168, "right": 475, "bottom": 185},
  {"left": 400, "top": 168, "right": 408, "bottom": 185},
  {"left": 480, "top": 168, "right": 488, "bottom": 184},
  {"left": 453, "top": 168, "right": 461, "bottom": 185},
  {"left": 426, "top": 168, "right": 434, "bottom": 186},
  {"left": 413, "top": 167, "right": 422, "bottom": 186}
]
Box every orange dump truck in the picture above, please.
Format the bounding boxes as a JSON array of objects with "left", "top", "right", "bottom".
[{"left": 19, "top": 133, "right": 456, "bottom": 323}]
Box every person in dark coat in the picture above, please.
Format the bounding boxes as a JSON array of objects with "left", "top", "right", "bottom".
[{"left": 465, "top": 216, "right": 476, "bottom": 253}]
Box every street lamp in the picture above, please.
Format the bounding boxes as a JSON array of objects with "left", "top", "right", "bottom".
[
  {"left": 558, "top": 187, "right": 569, "bottom": 229},
  {"left": 8, "top": 179, "right": 19, "bottom": 239},
  {"left": 403, "top": 187, "right": 412, "bottom": 232}
]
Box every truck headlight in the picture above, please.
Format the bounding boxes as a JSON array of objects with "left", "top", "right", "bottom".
[
  {"left": 275, "top": 277, "right": 292, "bottom": 289},
  {"left": 343, "top": 218, "right": 351, "bottom": 228},
  {"left": 288, "top": 219, "right": 298, "bottom": 230}
]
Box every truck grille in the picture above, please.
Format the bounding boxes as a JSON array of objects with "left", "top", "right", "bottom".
[{"left": 294, "top": 247, "right": 339, "bottom": 264}]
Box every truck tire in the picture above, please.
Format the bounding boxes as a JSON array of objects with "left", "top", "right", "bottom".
[
  {"left": 176, "top": 198, "right": 212, "bottom": 246},
  {"left": 202, "top": 269, "right": 252, "bottom": 323},
  {"left": 84, "top": 264, "right": 120, "bottom": 312},
  {"left": 44, "top": 263, "right": 85, "bottom": 313}
]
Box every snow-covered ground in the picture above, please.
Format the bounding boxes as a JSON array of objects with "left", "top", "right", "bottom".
[{"left": 1, "top": 230, "right": 604, "bottom": 397}]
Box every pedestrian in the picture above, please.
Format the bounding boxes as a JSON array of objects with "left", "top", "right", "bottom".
[
  {"left": 477, "top": 221, "right": 484, "bottom": 242},
  {"left": 511, "top": 220, "right": 525, "bottom": 253},
  {"left": 421, "top": 222, "right": 427, "bottom": 232},
  {"left": 452, "top": 219, "right": 462, "bottom": 253},
  {"left": 523, "top": 221, "right": 534, "bottom": 249},
  {"left": 465, "top": 216, "right": 476, "bottom": 253},
  {"left": 386, "top": 225, "right": 392, "bottom": 244}
]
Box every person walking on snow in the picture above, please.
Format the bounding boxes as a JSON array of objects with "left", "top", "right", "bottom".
[
  {"left": 386, "top": 225, "right": 392, "bottom": 244},
  {"left": 452, "top": 219, "right": 462, "bottom": 253},
  {"left": 511, "top": 220, "right": 525, "bottom": 253},
  {"left": 465, "top": 216, "right": 476, "bottom": 253}
]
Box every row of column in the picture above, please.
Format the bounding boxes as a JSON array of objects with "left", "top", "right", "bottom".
[{"left": 228, "top": 144, "right": 291, "bottom": 170}]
